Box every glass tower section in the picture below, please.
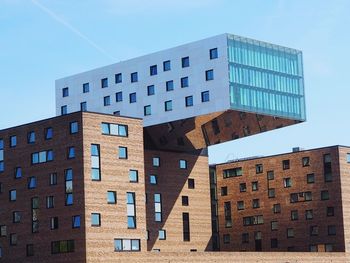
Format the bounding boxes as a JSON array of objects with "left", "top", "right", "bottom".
[{"left": 227, "top": 34, "right": 306, "bottom": 120}]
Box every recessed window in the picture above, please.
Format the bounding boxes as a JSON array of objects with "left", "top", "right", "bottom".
[
  {"left": 15, "top": 167, "right": 22, "bottom": 179},
  {"left": 221, "top": 186, "right": 228, "bottom": 196},
  {"left": 268, "top": 188, "right": 275, "bottom": 198},
  {"left": 144, "top": 105, "right": 151, "bottom": 116},
  {"left": 201, "top": 91, "right": 210, "bottom": 102},
  {"left": 152, "top": 157, "right": 160, "bottom": 167},
  {"left": 223, "top": 234, "right": 230, "bottom": 244},
  {"left": 179, "top": 159, "right": 187, "bottom": 169},
  {"left": 50, "top": 217, "right": 58, "bottom": 230},
  {"left": 165, "top": 100, "right": 172, "bottom": 111},
  {"left": 107, "top": 191, "right": 117, "bottom": 204},
  {"left": 327, "top": 206, "right": 334, "bottom": 217},
  {"left": 91, "top": 213, "right": 101, "bottom": 226},
  {"left": 307, "top": 173, "right": 315, "bottom": 184},
  {"left": 45, "top": 127, "right": 53, "bottom": 140},
  {"left": 321, "top": 190, "right": 329, "bottom": 200},
  {"left": 273, "top": 203, "right": 281, "bottom": 213},
  {"left": 129, "top": 170, "right": 138, "bottom": 183},
  {"left": 150, "top": 174, "right": 157, "bottom": 185},
  {"left": 305, "top": 209, "right": 313, "bottom": 220},
  {"left": 271, "top": 238, "right": 278, "bottom": 248},
  {"left": 27, "top": 131, "right": 35, "bottom": 144},
  {"left": 70, "top": 122, "right": 79, "bottom": 134},
  {"left": 9, "top": 189, "right": 16, "bottom": 201},
  {"left": 72, "top": 215, "right": 81, "bottom": 228},
  {"left": 252, "top": 181, "right": 258, "bottom": 191},
  {"left": 131, "top": 72, "right": 138, "bottom": 83},
  {"left": 28, "top": 177, "right": 37, "bottom": 189},
  {"left": 118, "top": 146, "right": 127, "bottom": 159},
  {"left": 252, "top": 199, "right": 260, "bottom": 208},
  {"left": 185, "top": 96, "right": 193, "bottom": 107},
  {"left": 163, "top": 60, "right": 171, "bottom": 71},
  {"left": 181, "top": 77, "right": 189, "bottom": 88},
  {"left": 13, "top": 211, "right": 21, "bottom": 223},
  {"left": 26, "top": 244, "right": 34, "bottom": 257},
  {"left": 283, "top": 178, "right": 292, "bottom": 188},
  {"left": 61, "top": 105, "right": 67, "bottom": 115},
  {"left": 159, "top": 230, "right": 166, "bottom": 240},
  {"left": 80, "top": 102, "right": 87, "bottom": 112},
  {"left": 101, "top": 78, "right": 108, "bottom": 88},
  {"left": 302, "top": 157, "right": 310, "bottom": 167},
  {"left": 237, "top": 201, "right": 244, "bottom": 210},
  {"left": 287, "top": 228, "right": 294, "bottom": 238},
  {"left": 62, "top": 87, "right": 69, "bottom": 97},
  {"left": 205, "top": 69, "right": 214, "bottom": 81},
  {"left": 68, "top": 146, "right": 75, "bottom": 159},
  {"left": 267, "top": 170, "right": 274, "bottom": 180},
  {"left": 49, "top": 173, "right": 57, "bottom": 185},
  {"left": 328, "top": 225, "right": 336, "bottom": 235},
  {"left": 147, "top": 85, "right": 155, "bottom": 96},
  {"left": 182, "top": 196, "right": 189, "bottom": 206},
  {"left": 115, "top": 73, "right": 122, "bottom": 84},
  {"left": 283, "top": 159, "right": 290, "bottom": 170},
  {"left": 129, "top": 92, "right": 137, "bottom": 103},
  {"left": 150, "top": 65, "right": 157, "bottom": 76},
  {"left": 291, "top": 210, "right": 298, "bottom": 221},
  {"left": 310, "top": 226, "right": 318, "bottom": 236},
  {"left": 181, "top": 56, "right": 189, "bottom": 68},
  {"left": 210, "top": 48, "right": 218, "bottom": 59},
  {"left": 116, "top": 91, "right": 123, "bottom": 102},
  {"left": 104, "top": 96, "right": 111, "bottom": 106},
  {"left": 271, "top": 221, "right": 278, "bottom": 231},
  {"left": 188, "top": 178, "right": 195, "bottom": 189},
  {"left": 240, "top": 183, "right": 247, "bottom": 192},
  {"left": 10, "top": 135, "right": 17, "bottom": 148},
  {"left": 46, "top": 196, "right": 54, "bottom": 208},
  {"left": 10, "top": 233, "right": 17, "bottom": 246},
  {"left": 51, "top": 240, "right": 74, "bottom": 254},
  {"left": 114, "top": 239, "right": 140, "bottom": 252},
  {"left": 83, "top": 83, "right": 89, "bottom": 93},
  {"left": 166, "top": 80, "right": 174, "bottom": 91},
  {"left": 0, "top": 225, "right": 7, "bottom": 237}
]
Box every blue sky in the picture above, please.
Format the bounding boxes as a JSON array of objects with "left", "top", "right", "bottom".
[{"left": 1, "top": 0, "right": 349, "bottom": 164}]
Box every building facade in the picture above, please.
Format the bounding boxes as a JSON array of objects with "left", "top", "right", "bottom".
[{"left": 211, "top": 146, "right": 350, "bottom": 252}]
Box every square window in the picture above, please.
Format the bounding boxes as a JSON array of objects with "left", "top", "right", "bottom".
[
  {"left": 62, "top": 87, "right": 69, "bottom": 97},
  {"left": 9, "top": 189, "right": 16, "bottom": 201},
  {"left": 163, "top": 60, "right": 171, "bottom": 71},
  {"left": 237, "top": 201, "right": 244, "bottom": 210},
  {"left": 101, "top": 78, "right": 108, "bottom": 88},
  {"left": 165, "top": 100, "right": 172, "bottom": 111},
  {"left": 221, "top": 186, "right": 227, "bottom": 196},
  {"left": 50, "top": 173, "right": 57, "bottom": 185},
  {"left": 268, "top": 188, "right": 275, "bottom": 198},
  {"left": 68, "top": 146, "right": 75, "bottom": 159},
  {"left": 80, "top": 102, "right": 87, "bottom": 111},
  {"left": 104, "top": 96, "right": 111, "bottom": 106},
  {"left": 150, "top": 65, "right": 157, "bottom": 76},
  {"left": 83, "top": 83, "right": 89, "bottom": 93},
  {"left": 150, "top": 174, "right": 157, "bottom": 185},
  {"left": 45, "top": 127, "right": 53, "bottom": 140},
  {"left": 188, "top": 178, "right": 195, "bottom": 189},
  {"left": 201, "top": 91, "right": 209, "bottom": 102},
  {"left": 252, "top": 181, "right": 258, "bottom": 191},
  {"left": 116, "top": 91, "right": 123, "bottom": 102},
  {"left": 153, "top": 157, "right": 160, "bottom": 167},
  {"left": 70, "top": 122, "right": 79, "bottom": 134},
  {"left": 310, "top": 226, "right": 318, "bottom": 236},
  {"left": 302, "top": 157, "right": 310, "bottom": 167},
  {"left": 119, "top": 146, "right": 127, "bottom": 159},
  {"left": 205, "top": 69, "right": 214, "bottom": 81},
  {"left": 10, "top": 136, "right": 17, "bottom": 148},
  {"left": 131, "top": 72, "right": 138, "bottom": 83},
  {"left": 307, "top": 173, "right": 315, "bottom": 184},
  {"left": 267, "top": 170, "right": 274, "bottom": 180},
  {"left": 28, "top": 177, "right": 36, "bottom": 189},
  {"left": 159, "top": 230, "right": 166, "bottom": 240},
  {"left": 182, "top": 56, "right": 189, "bottom": 68},
  {"left": 147, "top": 85, "right": 155, "bottom": 96},
  {"left": 291, "top": 210, "right": 298, "bottom": 221},
  {"left": 255, "top": 164, "right": 263, "bottom": 174},
  {"left": 179, "top": 159, "right": 187, "bottom": 169},
  {"left": 72, "top": 215, "right": 81, "bottom": 228},
  {"left": 91, "top": 213, "right": 101, "bottom": 226},
  {"left": 325, "top": 244, "right": 333, "bottom": 252},
  {"left": 115, "top": 73, "right": 122, "bottom": 83},
  {"left": 107, "top": 191, "right": 117, "bottom": 204},
  {"left": 185, "top": 96, "right": 193, "bottom": 107},
  {"left": 27, "top": 131, "right": 35, "bottom": 144},
  {"left": 239, "top": 183, "right": 247, "bottom": 192},
  {"left": 181, "top": 77, "right": 189, "bottom": 88},
  {"left": 210, "top": 48, "right": 218, "bottom": 59},
  {"left": 309, "top": 245, "right": 318, "bottom": 252},
  {"left": 283, "top": 160, "right": 290, "bottom": 170},
  {"left": 129, "top": 170, "right": 138, "bottom": 183},
  {"left": 182, "top": 196, "right": 189, "bottom": 206},
  {"left": 327, "top": 206, "right": 334, "bottom": 217},
  {"left": 321, "top": 190, "right": 329, "bottom": 200},
  {"left": 273, "top": 203, "right": 281, "bottom": 213},
  {"left": 61, "top": 105, "right": 67, "bottom": 115},
  {"left": 305, "top": 191, "right": 313, "bottom": 201},
  {"left": 166, "top": 80, "right": 174, "bottom": 91},
  {"left": 144, "top": 105, "right": 151, "bottom": 116},
  {"left": 129, "top": 93, "right": 137, "bottom": 103},
  {"left": 287, "top": 228, "right": 294, "bottom": 238},
  {"left": 283, "top": 178, "right": 292, "bottom": 188}
]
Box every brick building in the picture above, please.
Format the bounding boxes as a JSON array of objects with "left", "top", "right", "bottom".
[{"left": 210, "top": 145, "right": 350, "bottom": 252}]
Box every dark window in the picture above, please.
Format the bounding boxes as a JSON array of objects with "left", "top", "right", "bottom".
[
  {"left": 182, "top": 56, "right": 189, "bottom": 68},
  {"left": 201, "top": 91, "right": 210, "bottom": 102},
  {"left": 302, "top": 157, "right": 310, "bottom": 167},
  {"left": 91, "top": 213, "right": 101, "bottom": 226},
  {"left": 15, "top": 167, "right": 22, "bottom": 179},
  {"left": 62, "top": 87, "right": 69, "bottom": 97},
  {"left": 51, "top": 240, "right": 74, "bottom": 254},
  {"left": 129, "top": 93, "right": 136, "bottom": 103},
  {"left": 283, "top": 178, "right": 292, "bottom": 188},
  {"left": 223, "top": 167, "right": 242, "bottom": 178},
  {"left": 46, "top": 196, "right": 54, "bottom": 208},
  {"left": 150, "top": 65, "right": 157, "bottom": 76},
  {"left": 310, "top": 226, "right": 318, "bottom": 236},
  {"left": 72, "top": 215, "right": 81, "bottom": 228},
  {"left": 223, "top": 234, "right": 230, "bottom": 244},
  {"left": 101, "top": 78, "right": 108, "bottom": 88},
  {"left": 239, "top": 183, "right": 247, "bottom": 192},
  {"left": 243, "top": 215, "right": 264, "bottom": 226},
  {"left": 307, "top": 173, "right": 315, "bottom": 184},
  {"left": 115, "top": 73, "right": 122, "bottom": 83},
  {"left": 321, "top": 190, "right": 329, "bottom": 200},
  {"left": 181, "top": 77, "right": 189, "bottom": 88},
  {"left": 324, "top": 154, "right": 332, "bottom": 182},
  {"left": 166, "top": 80, "right": 174, "bottom": 91},
  {"left": 9, "top": 189, "right": 16, "bottom": 201},
  {"left": 107, "top": 191, "right": 117, "bottom": 204},
  {"left": 224, "top": 202, "right": 232, "bottom": 228},
  {"left": 50, "top": 173, "right": 57, "bottom": 185},
  {"left": 273, "top": 203, "right": 281, "bottom": 213},
  {"left": 116, "top": 92, "right": 123, "bottom": 102},
  {"left": 328, "top": 225, "right": 336, "bottom": 235},
  {"left": 10, "top": 233, "right": 17, "bottom": 246},
  {"left": 70, "top": 121, "right": 79, "bottom": 134},
  {"left": 26, "top": 244, "right": 34, "bottom": 257},
  {"left": 291, "top": 210, "right": 298, "bottom": 220},
  {"left": 271, "top": 238, "right": 278, "bottom": 248},
  {"left": 242, "top": 233, "right": 249, "bottom": 244},
  {"left": 185, "top": 96, "right": 193, "bottom": 107},
  {"left": 268, "top": 188, "right": 275, "bottom": 198},
  {"left": 61, "top": 105, "right": 67, "bottom": 115},
  {"left": 27, "top": 131, "right": 35, "bottom": 144},
  {"left": 188, "top": 179, "right": 195, "bottom": 189},
  {"left": 252, "top": 199, "right": 260, "bottom": 208},
  {"left": 67, "top": 146, "right": 75, "bottom": 159},
  {"left": 83, "top": 83, "right": 89, "bottom": 93},
  {"left": 267, "top": 170, "right": 274, "bottom": 180},
  {"left": 45, "top": 127, "right": 53, "bottom": 140},
  {"left": 0, "top": 225, "right": 7, "bottom": 237},
  {"left": 13, "top": 211, "right": 21, "bottom": 223},
  {"left": 163, "top": 60, "right": 171, "bottom": 71},
  {"left": 305, "top": 209, "right": 313, "bottom": 220},
  {"left": 147, "top": 85, "right": 155, "bottom": 96},
  {"left": 287, "top": 228, "right": 294, "bottom": 238},
  {"left": 183, "top": 213, "right": 190, "bottom": 241},
  {"left": 252, "top": 181, "right": 258, "bottom": 191},
  {"left": 283, "top": 160, "right": 290, "bottom": 170},
  {"left": 325, "top": 244, "right": 333, "bottom": 252},
  {"left": 221, "top": 187, "right": 227, "bottom": 196},
  {"left": 237, "top": 201, "right": 244, "bottom": 210},
  {"left": 10, "top": 136, "right": 17, "bottom": 148},
  {"left": 80, "top": 102, "right": 87, "bottom": 111},
  {"left": 50, "top": 217, "right": 59, "bottom": 230},
  {"left": 119, "top": 146, "right": 127, "bottom": 159},
  {"left": 210, "top": 48, "right": 218, "bottom": 59},
  {"left": 327, "top": 207, "right": 334, "bottom": 217},
  {"left": 256, "top": 164, "right": 263, "bottom": 174},
  {"left": 205, "top": 69, "right": 214, "bottom": 81},
  {"left": 28, "top": 177, "right": 37, "bottom": 189},
  {"left": 65, "top": 169, "right": 73, "bottom": 205},
  {"left": 182, "top": 196, "right": 189, "bottom": 206},
  {"left": 131, "top": 72, "right": 138, "bottom": 83},
  {"left": 104, "top": 96, "right": 111, "bottom": 106}
]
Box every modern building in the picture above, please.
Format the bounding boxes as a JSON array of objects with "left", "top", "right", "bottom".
[{"left": 210, "top": 145, "right": 350, "bottom": 252}]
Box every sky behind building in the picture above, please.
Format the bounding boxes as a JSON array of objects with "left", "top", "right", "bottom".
[{"left": 0, "top": 0, "right": 349, "bottom": 164}]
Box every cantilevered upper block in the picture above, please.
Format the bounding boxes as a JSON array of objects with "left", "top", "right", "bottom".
[{"left": 56, "top": 33, "right": 306, "bottom": 128}]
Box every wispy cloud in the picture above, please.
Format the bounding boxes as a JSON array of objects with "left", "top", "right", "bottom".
[{"left": 31, "top": 0, "right": 114, "bottom": 61}]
